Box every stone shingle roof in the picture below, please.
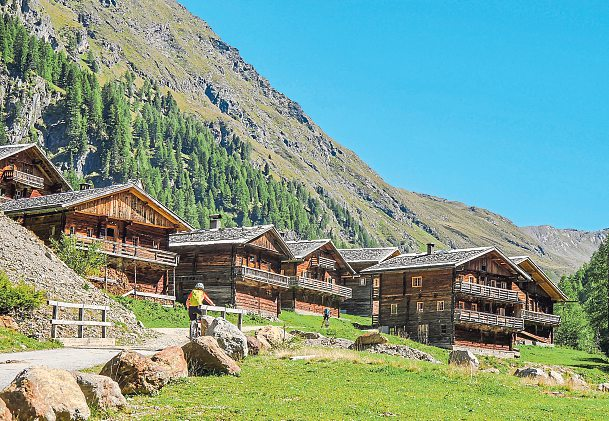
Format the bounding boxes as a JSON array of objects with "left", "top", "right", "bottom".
[
  {"left": 0, "top": 182, "right": 192, "bottom": 230},
  {"left": 337, "top": 247, "right": 400, "bottom": 263},
  {"left": 362, "top": 247, "right": 494, "bottom": 273},
  {"left": 286, "top": 240, "right": 331, "bottom": 259},
  {"left": 0, "top": 144, "right": 31, "bottom": 161},
  {"left": 0, "top": 184, "right": 132, "bottom": 213}
]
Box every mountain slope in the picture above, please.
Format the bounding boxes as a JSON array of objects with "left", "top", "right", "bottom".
[{"left": 1, "top": 0, "right": 594, "bottom": 277}]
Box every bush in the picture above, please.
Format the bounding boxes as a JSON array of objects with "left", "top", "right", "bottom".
[
  {"left": 50, "top": 233, "right": 106, "bottom": 277},
  {"left": 0, "top": 271, "right": 45, "bottom": 314}
]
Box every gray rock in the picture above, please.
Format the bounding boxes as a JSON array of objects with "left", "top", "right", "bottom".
[
  {"left": 72, "top": 371, "right": 127, "bottom": 410},
  {"left": 548, "top": 370, "right": 565, "bottom": 385},
  {"left": 514, "top": 367, "right": 549, "bottom": 380},
  {"left": 597, "top": 382, "right": 609, "bottom": 392},
  {"left": 365, "top": 344, "right": 440, "bottom": 364},
  {"left": 205, "top": 317, "right": 248, "bottom": 360},
  {"left": 290, "top": 330, "right": 325, "bottom": 340},
  {"left": 449, "top": 350, "right": 479, "bottom": 369}
]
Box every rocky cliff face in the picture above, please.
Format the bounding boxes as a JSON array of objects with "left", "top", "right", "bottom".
[
  {"left": 520, "top": 226, "right": 608, "bottom": 270},
  {"left": 0, "top": 0, "right": 595, "bottom": 276},
  {"left": 0, "top": 213, "right": 148, "bottom": 344}
]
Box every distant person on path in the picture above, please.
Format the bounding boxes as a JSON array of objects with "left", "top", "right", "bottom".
[
  {"left": 186, "top": 282, "right": 215, "bottom": 323},
  {"left": 322, "top": 307, "right": 331, "bottom": 328}
]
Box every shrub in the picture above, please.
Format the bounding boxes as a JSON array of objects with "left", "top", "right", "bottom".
[
  {"left": 0, "top": 271, "right": 45, "bottom": 314},
  {"left": 51, "top": 233, "right": 106, "bottom": 277}
]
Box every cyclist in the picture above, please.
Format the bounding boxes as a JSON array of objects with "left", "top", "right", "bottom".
[{"left": 186, "top": 282, "right": 215, "bottom": 331}]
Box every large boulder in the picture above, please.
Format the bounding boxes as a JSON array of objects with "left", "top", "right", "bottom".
[
  {"left": 0, "top": 315, "right": 18, "bottom": 331},
  {"left": 72, "top": 372, "right": 126, "bottom": 411},
  {"left": 290, "top": 330, "right": 325, "bottom": 340},
  {"left": 246, "top": 336, "right": 265, "bottom": 356},
  {"left": 182, "top": 336, "right": 241, "bottom": 376},
  {"left": 353, "top": 332, "right": 387, "bottom": 349},
  {"left": 200, "top": 315, "right": 216, "bottom": 332},
  {"left": 99, "top": 350, "right": 175, "bottom": 395},
  {"left": 449, "top": 350, "right": 480, "bottom": 369},
  {"left": 151, "top": 346, "right": 189, "bottom": 379},
  {"left": 0, "top": 367, "right": 90, "bottom": 420},
  {"left": 514, "top": 367, "right": 550, "bottom": 381},
  {"left": 569, "top": 373, "right": 589, "bottom": 390},
  {"left": 205, "top": 318, "right": 248, "bottom": 360},
  {"left": 255, "top": 325, "right": 294, "bottom": 349},
  {"left": 0, "top": 398, "right": 12, "bottom": 421},
  {"left": 548, "top": 370, "right": 565, "bottom": 385}
]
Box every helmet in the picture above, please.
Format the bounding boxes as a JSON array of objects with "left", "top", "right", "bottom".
[{"left": 194, "top": 282, "right": 205, "bottom": 290}]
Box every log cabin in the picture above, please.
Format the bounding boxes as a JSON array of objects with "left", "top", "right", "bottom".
[
  {"left": 362, "top": 244, "right": 549, "bottom": 357},
  {"left": 282, "top": 240, "right": 354, "bottom": 317},
  {"left": 510, "top": 256, "right": 567, "bottom": 345},
  {"left": 169, "top": 218, "right": 294, "bottom": 317},
  {"left": 0, "top": 143, "right": 71, "bottom": 202},
  {"left": 336, "top": 247, "right": 400, "bottom": 317},
  {"left": 0, "top": 182, "right": 191, "bottom": 303}
]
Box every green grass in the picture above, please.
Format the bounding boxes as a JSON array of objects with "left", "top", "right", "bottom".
[
  {"left": 0, "top": 328, "right": 61, "bottom": 353},
  {"left": 98, "top": 350, "right": 609, "bottom": 420}
]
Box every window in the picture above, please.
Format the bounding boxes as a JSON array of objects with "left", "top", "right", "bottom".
[
  {"left": 417, "top": 302, "right": 424, "bottom": 312},
  {"left": 412, "top": 276, "right": 422, "bottom": 287},
  {"left": 152, "top": 241, "right": 159, "bottom": 249},
  {"left": 106, "top": 228, "right": 115, "bottom": 238},
  {"left": 467, "top": 275, "right": 475, "bottom": 283},
  {"left": 490, "top": 279, "right": 497, "bottom": 288},
  {"left": 440, "top": 324, "right": 447, "bottom": 334},
  {"left": 132, "top": 236, "right": 140, "bottom": 246},
  {"left": 373, "top": 277, "right": 380, "bottom": 288},
  {"left": 497, "top": 307, "right": 505, "bottom": 316},
  {"left": 457, "top": 275, "right": 464, "bottom": 282},
  {"left": 501, "top": 281, "right": 507, "bottom": 289},
  {"left": 249, "top": 256, "right": 256, "bottom": 263},
  {"left": 457, "top": 301, "right": 465, "bottom": 310},
  {"left": 15, "top": 190, "right": 22, "bottom": 199},
  {"left": 437, "top": 301, "right": 445, "bottom": 311},
  {"left": 390, "top": 304, "right": 398, "bottom": 315},
  {"left": 50, "top": 226, "right": 56, "bottom": 237},
  {"left": 99, "top": 228, "right": 106, "bottom": 238},
  {"left": 471, "top": 303, "right": 478, "bottom": 312},
  {"left": 359, "top": 278, "right": 367, "bottom": 287},
  {"left": 86, "top": 228, "right": 94, "bottom": 238},
  {"left": 69, "top": 226, "right": 75, "bottom": 235}
]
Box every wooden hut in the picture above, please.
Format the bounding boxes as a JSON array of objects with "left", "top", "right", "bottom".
[
  {"left": 0, "top": 182, "right": 191, "bottom": 303},
  {"left": 281, "top": 240, "right": 354, "bottom": 317},
  {"left": 169, "top": 220, "right": 294, "bottom": 317},
  {"left": 337, "top": 247, "right": 400, "bottom": 318},
  {"left": 363, "top": 245, "right": 560, "bottom": 357},
  {"left": 0, "top": 143, "right": 71, "bottom": 202}
]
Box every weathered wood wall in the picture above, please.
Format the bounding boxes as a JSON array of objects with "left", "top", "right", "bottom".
[{"left": 281, "top": 289, "right": 340, "bottom": 317}]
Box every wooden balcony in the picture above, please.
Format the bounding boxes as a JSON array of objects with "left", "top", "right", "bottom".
[
  {"left": 454, "top": 281, "right": 522, "bottom": 303},
  {"left": 236, "top": 266, "right": 290, "bottom": 288},
  {"left": 73, "top": 235, "right": 178, "bottom": 267},
  {"left": 310, "top": 255, "right": 336, "bottom": 270},
  {"left": 2, "top": 169, "right": 44, "bottom": 189},
  {"left": 289, "top": 276, "right": 352, "bottom": 298},
  {"left": 455, "top": 309, "right": 524, "bottom": 331},
  {"left": 522, "top": 310, "right": 561, "bottom": 326}
]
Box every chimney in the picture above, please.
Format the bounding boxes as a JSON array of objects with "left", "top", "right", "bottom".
[
  {"left": 209, "top": 214, "right": 222, "bottom": 230},
  {"left": 79, "top": 183, "right": 92, "bottom": 191},
  {"left": 426, "top": 243, "right": 435, "bottom": 255}
]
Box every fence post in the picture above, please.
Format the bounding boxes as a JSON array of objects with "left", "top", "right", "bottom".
[
  {"left": 78, "top": 306, "right": 84, "bottom": 338},
  {"left": 101, "top": 308, "right": 107, "bottom": 338},
  {"left": 50, "top": 304, "right": 59, "bottom": 339},
  {"left": 238, "top": 312, "right": 243, "bottom": 331}
]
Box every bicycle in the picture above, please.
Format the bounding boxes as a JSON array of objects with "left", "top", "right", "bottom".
[{"left": 189, "top": 312, "right": 202, "bottom": 340}]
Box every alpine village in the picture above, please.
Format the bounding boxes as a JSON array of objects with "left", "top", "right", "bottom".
[{"left": 0, "top": 1, "right": 606, "bottom": 420}]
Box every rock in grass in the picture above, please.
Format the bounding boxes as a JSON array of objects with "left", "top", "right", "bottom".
[
  {"left": 1, "top": 366, "right": 90, "bottom": 420},
  {"left": 255, "top": 325, "right": 294, "bottom": 349},
  {"left": 514, "top": 367, "right": 549, "bottom": 381},
  {"left": 598, "top": 383, "right": 609, "bottom": 392},
  {"left": 246, "top": 336, "right": 264, "bottom": 355},
  {"left": 151, "top": 346, "right": 189, "bottom": 379},
  {"left": 73, "top": 371, "right": 127, "bottom": 411},
  {"left": 0, "top": 398, "right": 12, "bottom": 421},
  {"left": 353, "top": 332, "right": 387, "bottom": 349},
  {"left": 182, "top": 336, "right": 241, "bottom": 376},
  {"left": 448, "top": 350, "right": 479, "bottom": 369},
  {"left": 205, "top": 318, "right": 248, "bottom": 360},
  {"left": 100, "top": 350, "right": 175, "bottom": 395}
]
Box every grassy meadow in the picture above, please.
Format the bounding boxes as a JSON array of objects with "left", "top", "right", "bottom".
[{"left": 0, "top": 327, "right": 61, "bottom": 353}]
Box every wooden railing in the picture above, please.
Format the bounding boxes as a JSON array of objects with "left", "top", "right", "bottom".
[
  {"left": 454, "top": 281, "right": 521, "bottom": 303},
  {"left": 311, "top": 255, "right": 336, "bottom": 270},
  {"left": 236, "top": 266, "right": 290, "bottom": 288},
  {"left": 2, "top": 169, "right": 44, "bottom": 189},
  {"left": 73, "top": 235, "right": 178, "bottom": 266},
  {"left": 289, "top": 276, "right": 352, "bottom": 298},
  {"left": 455, "top": 309, "right": 524, "bottom": 330},
  {"left": 49, "top": 300, "right": 112, "bottom": 343},
  {"left": 199, "top": 305, "right": 245, "bottom": 331},
  {"left": 522, "top": 310, "right": 561, "bottom": 326}
]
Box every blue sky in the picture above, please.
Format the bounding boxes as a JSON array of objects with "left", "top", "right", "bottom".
[{"left": 181, "top": 1, "right": 609, "bottom": 231}]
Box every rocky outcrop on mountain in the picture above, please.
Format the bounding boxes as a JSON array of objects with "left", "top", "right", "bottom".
[
  {"left": 521, "top": 225, "right": 608, "bottom": 270},
  {"left": 0, "top": 213, "right": 148, "bottom": 345}
]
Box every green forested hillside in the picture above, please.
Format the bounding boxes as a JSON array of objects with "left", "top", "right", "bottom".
[
  {"left": 556, "top": 239, "right": 608, "bottom": 353},
  {"left": 0, "top": 13, "right": 375, "bottom": 246}
]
